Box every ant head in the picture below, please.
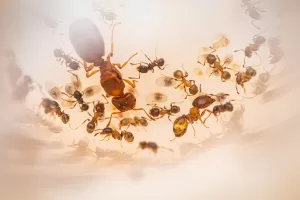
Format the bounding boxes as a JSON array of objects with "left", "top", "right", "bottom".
[
  {"left": 69, "top": 61, "right": 80, "bottom": 70},
  {"left": 212, "top": 105, "right": 223, "bottom": 116},
  {"left": 123, "top": 131, "right": 134, "bottom": 143},
  {"left": 81, "top": 103, "right": 89, "bottom": 111},
  {"left": 73, "top": 91, "right": 82, "bottom": 100},
  {"left": 221, "top": 71, "right": 231, "bottom": 81},
  {"left": 170, "top": 105, "right": 180, "bottom": 114},
  {"left": 61, "top": 114, "right": 70, "bottom": 124},
  {"left": 87, "top": 121, "right": 96, "bottom": 133},
  {"left": 95, "top": 102, "right": 105, "bottom": 113},
  {"left": 149, "top": 107, "right": 160, "bottom": 117},
  {"left": 139, "top": 141, "right": 147, "bottom": 149},
  {"left": 224, "top": 102, "right": 234, "bottom": 112},
  {"left": 156, "top": 58, "right": 165, "bottom": 66},
  {"left": 53, "top": 49, "right": 63, "bottom": 57},
  {"left": 207, "top": 54, "right": 217, "bottom": 65},
  {"left": 245, "top": 67, "right": 257, "bottom": 77},
  {"left": 173, "top": 70, "right": 184, "bottom": 79},
  {"left": 103, "top": 127, "right": 113, "bottom": 134},
  {"left": 253, "top": 35, "right": 266, "bottom": 45}
]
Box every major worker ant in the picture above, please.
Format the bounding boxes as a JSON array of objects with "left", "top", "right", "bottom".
[{"left": 69, "top": 18, "right": 154, "bottom": 125}]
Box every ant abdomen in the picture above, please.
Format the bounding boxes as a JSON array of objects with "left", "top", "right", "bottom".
[{"left": 138, "top": 65, "right": 149, "bottom": 73}]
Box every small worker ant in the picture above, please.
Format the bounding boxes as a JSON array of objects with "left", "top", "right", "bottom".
[
  {"left": 70, "top": 95, "right": 109, "bottom": 133},
  {"left": 38, "top": 98, "right": 70, "bottom": 124},
  {"left": 160, "top": 66, "right": 200, "bottom": 99},
  {"left": 211, "top": 101, "right": 234, "bottom": 118},
  {"left": 41, "top": 14, "right": 63, "bottom": 35},
  {"left": 202, "top": 54, "right": 234, "bottom": 82},
  {"left": 53, "top": 48, "right": 81, "bottom": 74},
  {"left": 171, "top": 94, "right": 220, "bottom": 141},
  {"left": 138, "top": 141, "right": 173, "bottom": 154},
  {"left": 241, "top": 0, "right": 265, "bottom": 29},
  {"left": 60, "top": 75, "right": 101, "bottom": 112},
  {"left": 92, "top": 2, "right": 117, "bottom": 25},
  {"left": 234, "top": 34, "right": 266, "bottom": 67},
  {"left": 129, "top": 49, "right": 166, "bottom": 79},
  {"left": 235, "top": 66, "right": 257, "bottom": 94},
  {"left": 119, "top": 116, "right": 149, "bottom": 130},
  {"left": 268, "top": 37, "right": 284, "bottom": 64},
  {"left": 94, "top": 127, "right": 134, "bottom": 147},
  {"left": 148, "top": 102, "right": 181, "bottom": 122}
]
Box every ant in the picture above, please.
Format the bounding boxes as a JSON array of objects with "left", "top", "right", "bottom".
[
  {"left": 201, "top": 54, "right": 234, "bottom": 82},
  {"left": 69, "top": 19, "right": 154, "bottom": 125},
  {"left": 119, "top": 116, "right": 149, "bottom": 130},
  {"left": 138, "top": 141, "right": 173, "bottom": 154},
  {"left": 211, "top": 101, "right": 234, "bottom": 119},
  {"left": 234, "top": 34, "right": 266, "bottom": 67},
  {"left": 268, "top": 37, "right": 284, "bottom": 64},
  {"left": 70, "top": 95, "right": 109, "bottom": 133},
  {"left": 171, "top": 94, "right": 221, "bottom": 141},
  {"left": 53, "top": 48, "right": 81, "bottom": 74},
  {"left": 38, "top": 98, "right": 70, "bottom": 124},
  {"left": 60, "top": 75, "right": 101, "bottom": 112},
  {"left": 94, "top": 127, "right": 134, "bottom": 147},
  {"left": 148, "top": 102, "right": 181, "bottom": 122},
  {"left": 241, "top": 0, "right": 265, "bottom": 29},
  {"left": 92, "top": 2, "right": 117, "bottom": 25},
  {"left": 161, "top": 66, "right": 200, "bottom": 99},
  {"left": 129, "top": 49, "right": 166, "bottom": 79},
  {"left": 235, "top": 66, "right": 257, "bottom": 94}
]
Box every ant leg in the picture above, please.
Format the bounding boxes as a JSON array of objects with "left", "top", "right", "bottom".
[
  {"left": 147, "top": 103, "right": 157, "bottom": 107},
  {"left": 61, "top": 92, "right": 73, "bottom": 98},
  {"left": 216, "top": 55, "right": 221, "bottom": 63},
  {"left": 128, "top": 72, "right": 141, "bottom": 80},
  {"left": 70, "top": 118, "right": 90, "bottom": 130},
  {"left": 140, "top": 49, "right": 153, "bottom": 63},
  {"left": 100, "top": 135, "right": 110, "bottom": 141},
  {"left": 236, "top": 84, "right": 240, "bottom": 94},
  {"left": 101, "top": 94, "right": 109, "bottom": 104},
  {"left": 191, "top": 124, "right": 199, "bottom": 139},
  {"left": 63, "top": 102, "right": 78, "bottom": 111},
  {"left": 109, "top": 23, "right": 121, "bottom": 58},
  {"left": 113, "top": 52, "right": 138, "bottom": 69},
  {"left": 251, "top": 20, "right": 260, "bottom": 30},
  {"left": 123, "top": 79, "right": 137, "bottom": 88},
  {"left": 170, "top": 136, "right": 177, "bottom": 142},
  {"left": 133, "top": 108, "right": 156, "bottom": 121},
  {"left": 84, "top": 62, "right": 100, "bottom": 78},
  {"left": 106, "top": 111, "right": 123, "bottom": 128},
  {"left": 168, "top": 115, "right": 173, "bottom": 122},
  {"left": 175, "top": 82, "right": 184, "bottom": 89}
]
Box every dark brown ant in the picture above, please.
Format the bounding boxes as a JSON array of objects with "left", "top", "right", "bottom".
[
  {"left": 235, "top": 66, "right": 257, "bottom": 94},
  {"left": 129, "top": 49, "right": 166, "bottom": 79},
  {"left": 138, "top": 141, "right": 173, "bottom": 154},
  {"left": 211, "top": 101, "right": 234, "bottom": 118},
  {"left": 92, "top": 2, "right": 117, "bottom": 25},
  {"left": 38, "top": 98, "right": 70, "bottom": 124},
  {"left": 234, "top": 34, "right": 266, "bottom": 67},
  {"left": 53, "top": 48, "right": 81, "bottom": 74},
  {"left": 148, "top": 102, "right": 181, "bottom": 122},
  {"left": 60, "top": 75, "right": 101, "bottom": 112},
  {"left": 70, "top": 95, "right": 109, "bottom": 133},
  {"left": 119, "top": 116, "right": 149, "bottom": 130},
  {"left": 94, "top": 127, "right": 134, "bottom": 147},
  {"left": 241, "top": 0, "right": 265, "bottom": 29},
  {"left": 171, "top": 94, "right": 221, "bottom": 141},
  {"left": 69, "top": 19, "right": 153, "bottom": 124},
  {"left": 161, "top": 66, "right": 200, "bottom": 99}
]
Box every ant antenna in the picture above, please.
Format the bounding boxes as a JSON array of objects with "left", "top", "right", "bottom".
[{"left": 140, "top": 49, "right": 153, "bottom": 63}]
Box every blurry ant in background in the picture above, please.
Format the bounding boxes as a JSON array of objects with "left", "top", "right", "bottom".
[
  {"left": 148, "top": 102, "right": 182, "bottom": 122},
  {"left": 241, "top": 0, "right": 265, "bottom": 29},
  {"left": 129, "top": 49, "right": 166, "bottom": 79},
  {"left": 40, "top": 13, "right": 64, "bottom": 36},
  {"left": 210, "top": 101, "right": 235, "bottom": 121},
  {"left": 119, "top": 116, "right": 149, "bottom": 130},
  {"left": 138, "top": 141, "right": 173, "bottom": 154},
  {"left": 53, "top": 48, "right": 82, "bottom": 75},
  {"left": 235, "top": 66, "right": 257, "bottom": 94},
  {"left": 70, "top": 95, "right": 109, "bottom": 134},
  {"left": 38, "top": 98, "right": 70, "bottom": 124},
  {"left": 94, "top": 126, "right": 134, "bottom": 147},
  {"left": 268, "top": 37, "right": 284, "bottom": 64},
  {"left": 92, "top": 2, "right": 118, "bottom": 25},
  {"left": 159, "top": 66, "right": 200, "bottom": 99},
  {"left": 234, "top": 34, "right": 266, "bottom": 67}
]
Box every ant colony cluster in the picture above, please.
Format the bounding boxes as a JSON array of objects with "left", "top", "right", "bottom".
[{"left": 7, "top": 1, "right": 283, "bottom": 158}]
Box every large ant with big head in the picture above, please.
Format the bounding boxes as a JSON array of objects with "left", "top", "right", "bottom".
[{"left": 69, "top": 18, "right": 155, "bottom": 127}]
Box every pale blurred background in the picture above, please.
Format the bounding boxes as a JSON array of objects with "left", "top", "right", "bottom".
[{"left": 0, "top": 0, "right": 300, "bottom": 200}]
